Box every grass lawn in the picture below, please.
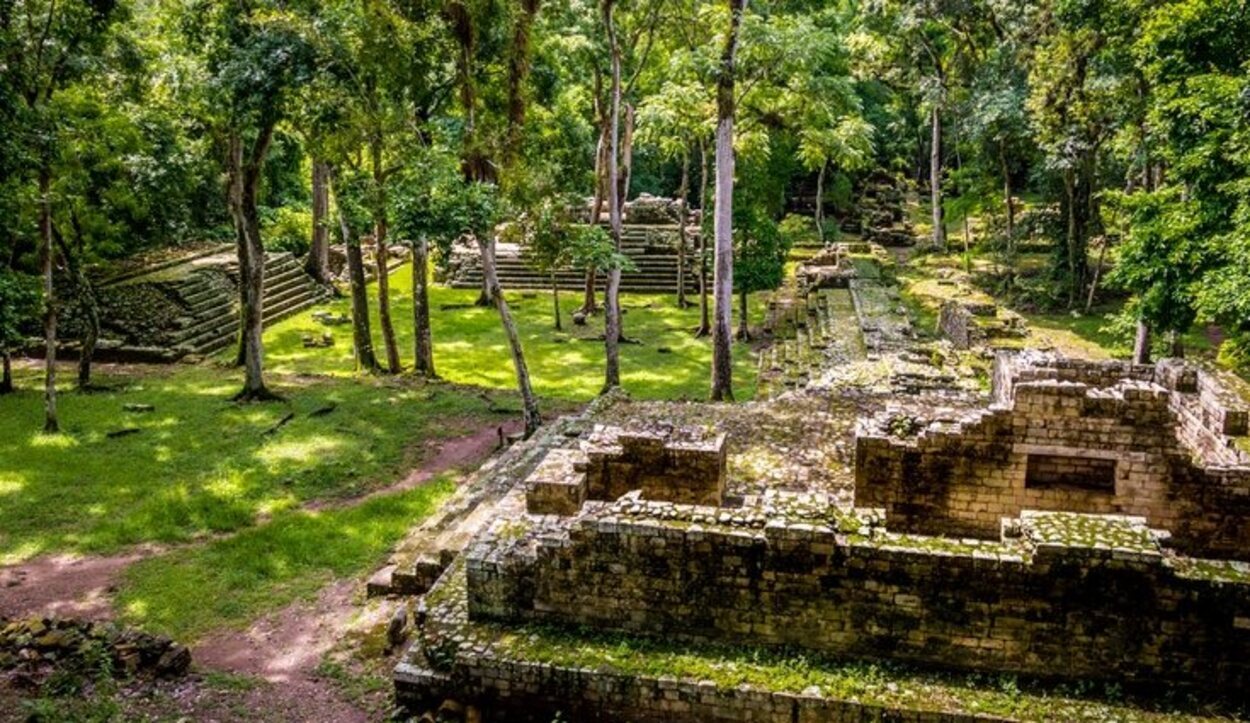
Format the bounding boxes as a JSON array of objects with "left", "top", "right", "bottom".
[
  {"left": 259, "top": 262, "right": 763, "bottom": 402},
  {"left": 116, "top": 476, "right": 455, "bottom": 641},
  {"left": 0, "top": 367, "right": 500, "bottom": 564}
]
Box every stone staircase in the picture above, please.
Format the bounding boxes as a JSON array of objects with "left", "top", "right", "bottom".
[
  {"left": 96, "top": 251, "right": 334, "bottom": 359},
  {"left": 175, "top": 252, "right": 333, "bottom": 356},
  {"left": 757, "top": 289, "right": 866, "bottom": 399},
  {"left": 450, "top": 225, "right": 700, "bottom": 294}
]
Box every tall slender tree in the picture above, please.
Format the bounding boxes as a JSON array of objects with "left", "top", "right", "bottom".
[{"left": 709, "top": 0, "right": 745, "bottom": 402}]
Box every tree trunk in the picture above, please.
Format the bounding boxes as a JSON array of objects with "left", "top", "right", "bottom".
[
  {"left": 227, "top": 130, "right": 277, "bottom": 402},
  {"left": 694, "top": 139, "right": 711, "bottom": 337},
  {"left": 710, "top": 0, "right": 744, "bottom": 402},
  {"left": 602, "top": 0, "right": 623, "bottom": 391},
  {"left": 581, "top": 268, "right": 598, "bottom": 316},
  {"left": 1085, "top": 234, "right": 1108, "bottom": 314},
  {"left": 1000, "top": 146, "right": 1014, "bottom": 241},
  {"left": 39, "top": 168, "right": 58, "bottom": 432},
  {"left": 478, "top": 235, "right": 541, "bottom": 438},
  {"left": 368, "top": 135, "right": 401, "bottom": 374},
  {"left": 412, "top": 237, "right": 436, "bottom": 378},
  {"left": 581, "top": 125, "right": 608, "bottom": 315},
  {"left": 551, "top": 273, "right": 562, "bottom": 331},
  {"left": 334, "top": 174, "right": 382, "bottom": 374},
  {"left": 305, "top": 160, "right": 331, "bottom": 283},
  {"left": 374, "top": 219, "right": 401, "bottom": 373},
  {"left": 53, "top": 223, "right": 99, "bottom": 389},
  {"left": 676, "top": 151, "right": 691, "bottom": 308},
  {"left": 1, "top": 350, "right": 11, "bottom": 394},
  {"left": 930, "top": 102, "right": 946, "bottom": 252},
  {"left": 1169, "top": 330, "right": 1184, "bottom": 359},
  {"left": 233, "top": 213, "right": 249, "bottom": 368},
  {"left": 736, "top": 288, "right": 749, "bottom": 341},
  {"left": 1133, "top": 319, "right": 1152, "bottom": 365},
  {"left": 77, "top": 285, "right": 99, "bottom": 389},
  {"left": 816, "top": 162, "right": 826, "bottom": 245},
  {"left": 619, "top": 102, "right": 635, "bottom": 206},
  {"left": 1063, "top": 165, "right": 1092, "bottom": 309}
]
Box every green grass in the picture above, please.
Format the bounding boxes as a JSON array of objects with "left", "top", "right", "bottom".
[
  {"left": 491, "top": 623, "right": 1238, "bottom": 721},
  {"left": 115, "top": 476, "right": 454, "bottom": 641},
  {"left": 0, "top": 367, "right": 496, "bottom": 563},
  {"left": 259, "top": 262, "right": 763, "bottom": 402}
]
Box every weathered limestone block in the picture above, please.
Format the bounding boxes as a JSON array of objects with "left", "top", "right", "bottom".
[
  {"left": 524, "top": 448, "right": 588, "bottom": 516},
  {"left": 582, "top": 424, "right": 727, "bottom": 507}
]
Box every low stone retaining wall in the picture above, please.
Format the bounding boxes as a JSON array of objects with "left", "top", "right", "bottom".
[{"left": 465, "top": 502, "right": 1250, "bottom": 691}]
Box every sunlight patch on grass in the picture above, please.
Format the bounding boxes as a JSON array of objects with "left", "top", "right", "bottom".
[
  {"left": 116, "top": 476, "right": 456, "bottom": 641},
  {"left": 28, "top": 433, "right": 80, "bottom": 449},
  {"left": 256, "top": 434, "right": 346, "bottom": 469}
]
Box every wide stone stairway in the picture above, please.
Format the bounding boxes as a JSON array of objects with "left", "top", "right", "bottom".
[
  {"left": 94, "top": 249, "right": 332, "bottom": 360},
  {"left": 449, "top": 225, "right": 700, "bottom": 294}
]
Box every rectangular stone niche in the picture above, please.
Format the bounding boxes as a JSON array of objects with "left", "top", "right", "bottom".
[{"left": 1025, "top": 453, "right": 1116, "bottom": 492}]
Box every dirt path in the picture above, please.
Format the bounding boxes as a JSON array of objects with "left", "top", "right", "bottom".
[
  {"left": 0, "top": 550, "right": 155, "bottom": 622},
  {"left": 0, "top": 421, "right": 516, "bottom": 721}
]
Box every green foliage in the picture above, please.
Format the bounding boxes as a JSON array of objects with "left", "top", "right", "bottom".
[
  {"left": 0, "top": 268, "right": 40, "bottom": 350},
  {"left": 569, "top": 224, "right": 636, "bottom": 275},
  {"left": 1106, "top": 187, "right": 1206, "bottom": 334},
  {"left": 734, "top": 207, "right": 790, "bottom": 295},
  {"left": 260, "top": 204, "right": 313, "bottom": 257}
]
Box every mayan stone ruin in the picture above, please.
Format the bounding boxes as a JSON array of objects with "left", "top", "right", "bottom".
[{"left": 379, "top": 243, "right": 1250, "bottom": 722}]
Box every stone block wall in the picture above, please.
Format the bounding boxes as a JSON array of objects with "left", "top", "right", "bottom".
[
  {"left": 938, "top": 301, "right": 1025, "bottom": 350},
  {"left": 465, "top": 505, "right": 1250, "bottom": 691},
  {"left": 583, "top": 425, "right": 727, "bottom": 507},
  {"left": 856, "top": 352, "right": 1250, "bottom": 559}
]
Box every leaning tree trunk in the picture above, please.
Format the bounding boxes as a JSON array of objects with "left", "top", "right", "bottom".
[
  {"left": 676, "top": 151, "right": 691, "bottom": 309},
  {"left": 930, "top": 102, "right": 946, "bottom": 252},
  {"left": 412, "top": 237, "right": 436, "bottom": 378},
  {"left": 710, "top": 0, "right": 745, "bottom": 402},
  {"left": 374, "top": 219, "right": 401, "bottom": 373},
  {"left": 602, "top": 0, "right": 623, "bottom": 391},
  {"left": 694, "top": 140, "right": 711, "bottom": 337},
  {"left": 478, "top": 235, "right": 541, "bottom": 438},
  {"left": 39, "top": 168, "right": 58, "bottom": 432},
  {"left": 305, "top": 160, "right": 332, "bottom": 284}
]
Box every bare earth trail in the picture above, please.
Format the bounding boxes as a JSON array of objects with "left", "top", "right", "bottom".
[{"left": 0, "top": 419, "right": 520, "bottom": 722}]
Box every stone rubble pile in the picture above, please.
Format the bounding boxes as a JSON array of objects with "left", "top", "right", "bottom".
[{"left": 0, "top": 616, "right": 191, "bottom": 680}]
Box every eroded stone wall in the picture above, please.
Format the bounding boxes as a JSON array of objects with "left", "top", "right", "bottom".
[
  {"left": 855, "top": 352, "right": 1250, "bottom": 559},
  {"left": 465, "top": 504, "right": 1250, "bottom": 690}
]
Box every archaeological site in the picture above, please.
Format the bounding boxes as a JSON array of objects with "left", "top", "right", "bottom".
[{"left": 376, "top": 241, "right": 1250, "bottom": 721}]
